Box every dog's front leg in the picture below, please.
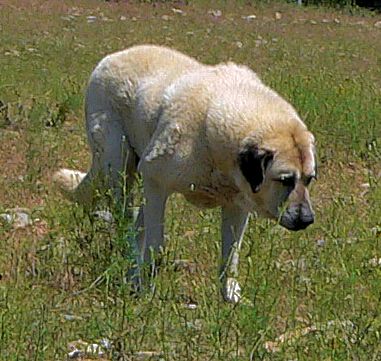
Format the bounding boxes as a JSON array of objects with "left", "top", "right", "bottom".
[
  {"left": 220, "top": 205, "right": 249, "bottom": 303},
  {"left": 135, "top": 177, "right": 168, "bottom": 289}
]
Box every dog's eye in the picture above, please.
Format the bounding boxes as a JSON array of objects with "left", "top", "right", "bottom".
[
  {"left": 274, "top": 175, "right": 296, "bottom": 187},
  {"left": 304, "top": 174, "right": 316, "bottom": 186}
]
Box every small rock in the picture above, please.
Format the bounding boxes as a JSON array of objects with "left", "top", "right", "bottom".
[
  {"left": 316, "top": 239, "right": 325, "bottom": 247},
  {"left": 171, "top": 8, "right": 184, "bottom": 15},
  {"left": 368, "top": 257, "right": 381, "bottom": 267},
  {"left": 310, "top": 20, "right": 317, "bottom": 25},
  {"left": 131, "top": 17, "right": 137, "bottom": 21},
  {"left": 334, "top": 18, "right": 340, "bottom": 24},
  {"left": 68, "top": 349, "right": 84, "bottom": 359},
  {"left": 68, "top": 339, "right": 108, "bottom": 359},
  {"left": 63, "top": 314, "right": 83, "bottom": 321},
  {"left": 86, "top": 343, "right": 105, "bottom": 357},
  {"left": 370, "top": 226, "right": 381, "bottom": 236},
  {"left": 275, "top": 12, "right": 282, "bottom": 20},
  {"left": 242, "top": 15, "right": 256, "bottom": 21},
  {"left": 161, "top": 15, "right": 170, "bottom": 21},
  {"left": 235, "top": 41, "right": 243, "bottom": 49},
  {"left": 374, "top": 21, "right": 381, "bottom": 28},
  {"left": 94, "top": 210, "right": 114, "bottom": 223},
  {"left": 322, "top": 19, "right": 330, "bottom": 23},
  {"left": 255, "top": 38, "right": 268, "bottom": 47},
  {"left": 0, "top": 208, "right": 32, "bottom": 229},
  {"left": 120, "top": 15, "right": 127, "bottom": 21},
  {"left": 68, "top": 340, "right": 87, "bottom": 359},
  {"left": 86, "top": 16, "right": 97, "bottom": 23},
  {"left": 100, "top": 338, "right": 112, "bottom": 350},
  {"left": 183, "top": 303, "right": 197, "bottom": 310},
  {"left": 5, "top": 49, "right": 20, "bottom": 57},
  {"left": 208, "top": 9, "right": 222, "bottom": 18},
  {"left": 0, "top": 213, "right": 13, "bottom": 223}
]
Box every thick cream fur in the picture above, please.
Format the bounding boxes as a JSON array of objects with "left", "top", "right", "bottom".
[
  {"left": 54, "top": 45, "right": 317, "bottom": 302},
  {"left": 55, "top": 44, "right": 315, "bottom": 213}
]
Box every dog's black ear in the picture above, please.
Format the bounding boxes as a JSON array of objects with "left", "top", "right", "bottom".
[{"left": 238, "top": 145, "right": 274, "bottom": 193}]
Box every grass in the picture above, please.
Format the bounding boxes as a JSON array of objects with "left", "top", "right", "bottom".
[{"left": 0, "top": 0, "right": 380, "bottom": 360}]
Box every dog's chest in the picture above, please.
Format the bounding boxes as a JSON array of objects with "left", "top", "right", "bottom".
[{"left": 181, "top": 169, "right": 240, "bottom": 208}]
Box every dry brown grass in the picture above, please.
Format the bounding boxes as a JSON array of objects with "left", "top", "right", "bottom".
[{"left": 0, "top": 1, "right": 380, "bottom": 360}]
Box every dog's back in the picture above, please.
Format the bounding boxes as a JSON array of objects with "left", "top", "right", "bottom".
[{"left": 86, "top": 45, "right": 202, "bottom": 156}]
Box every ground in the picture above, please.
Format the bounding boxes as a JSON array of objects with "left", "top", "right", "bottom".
[{"left": 0, "top": 1, "right": 380, "bottom": 360}]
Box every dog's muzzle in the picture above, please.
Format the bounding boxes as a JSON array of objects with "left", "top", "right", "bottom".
[{"left": 279, "top": 202, "right": 314, "bottom": 231}]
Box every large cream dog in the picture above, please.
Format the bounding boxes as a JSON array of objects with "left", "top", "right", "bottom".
[{"left": 54, "top": 45, "right": 316, "bottom": 303}]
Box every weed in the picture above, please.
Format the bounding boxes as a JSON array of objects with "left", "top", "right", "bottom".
[{"left": 0, "top": 1, "right": 380, "bottom": 360}]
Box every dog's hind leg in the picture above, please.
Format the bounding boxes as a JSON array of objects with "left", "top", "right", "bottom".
[
  {"left": 73, "top": 78, "right": 138, "bottom": 208},
  {"left": 220, "top": 205, "right": 249, "bottom": 303},
  {"left": 54, "top": 76, "right": 138, "bottom": 208}
]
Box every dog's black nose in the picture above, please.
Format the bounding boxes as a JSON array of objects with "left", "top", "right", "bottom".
[
  {"left": 293, "top": 216, "right": 314, "bottom": 230},
  {"left": 280, "top": 203, "right": 314, "bottom": 231},
  {"left": 299, "top": 203, "right": 314, "bottom": 228}
]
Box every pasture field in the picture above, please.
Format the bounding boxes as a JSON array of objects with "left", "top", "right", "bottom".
[{"left": 0, "top": 1, "right": 380, "bottom": 360}]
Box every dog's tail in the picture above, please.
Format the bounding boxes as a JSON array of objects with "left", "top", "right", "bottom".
[{"left": 53, "top": 168, "right": 87, "bottom": 201}]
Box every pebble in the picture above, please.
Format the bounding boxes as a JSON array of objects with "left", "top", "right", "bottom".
[
  {"left": 316, "top": 239, "right": 325, "bottom": 247},
  {"left": 68, "top": 339, "right": 111, "bottom": 359},
  {"left": 94, "top": 210, "right": 114, "bottom": 223},
  {"left": 242, "top": 15, "right": 256, "bottom": 21},
  {"left": 208, "top": 9, "right": 222, "bottom": 18},
  {"left": 171, "top": 8, "right": 184, "bottom": 15},
  {"left": 255, "top": 38, "right": 268, "bottom": 47},
  {"left": 368, "top": 257, "right": 381, "bottom": 267},
  {"left": 86, "top": 343, "right": 105, "bottom": 356},
  {"left": 183, "top": 303, "right": 197, "bottom": 310},
  {"left": 63, "top": 314, "right": 83, "bottom": 321},
  {"left": 0, "top": 208, "right": 32, "bottom": 228}
]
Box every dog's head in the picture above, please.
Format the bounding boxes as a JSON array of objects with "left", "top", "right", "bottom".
[{"left": 237, "top": 125, "right": 317, "bottom": 231}]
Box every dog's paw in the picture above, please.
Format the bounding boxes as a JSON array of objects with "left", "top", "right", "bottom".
[{"left": 223, "top": 277, "right": 241, "bottom": 304}]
